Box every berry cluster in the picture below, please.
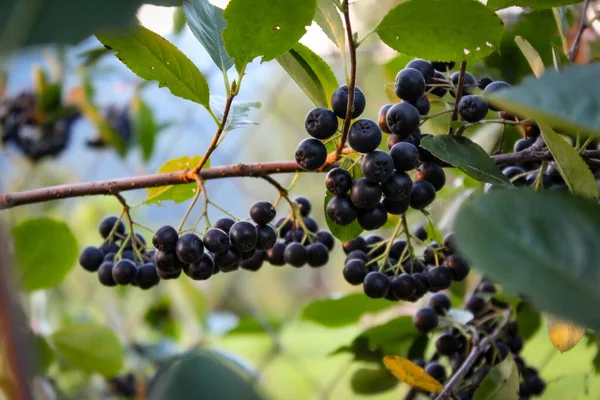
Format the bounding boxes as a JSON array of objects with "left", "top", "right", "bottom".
[{"left": 86, "top": 105, "right": 133, "bottom": 149}]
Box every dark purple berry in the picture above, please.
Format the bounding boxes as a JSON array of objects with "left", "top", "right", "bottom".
[
  {"left": 326, "top": 195, "right": 357, "bottom": 225},
  {"left": 426, "top": 266, "right": 453, "bottom": 292},
  {"left": 416, "top": 163, "right": 446, "bottom": 191},
  {"left": 350, "top": 178, "right": 382, "bottom": 209},
  {"left": 394, "top": 68, "right": 426, "bottom": 102},
  {"left": 410, "top": 180, "right": 437, "bottom": 210},
  {"left": 343, "top": 236, "right": 366, "bottom": 254},
  {"left": 315, "top": 230, "right": 335, "bottom": 251},
  {"left": 136, "top": 263, "right": 160, "bottom": 289},
  {"left": 435, "top": 334, "right": 459, "bottom": 356},
  {"left": 458, "top": 95, "right": 489, "bottom": 123},
  {"left": 152, "top": 225, "right": 179, "bottom": 252},
  {"left": 361, "top": 150, "right": 394, "bottom": 183},
  {"left": 378, "top": 104, "right": 393, "bottom": 134},
  {"left": 331, "top": 85, "right": 366, "bottom": 119},
  {"left": 390, "top": 142, "right": 419, "bottom": 172},
  {"left": 325, "top": 168, "right": 353, "bottom": 195},
  {"left": 284, "top": 242, "right": 307, "bottom": 267},
  {"left": 390, "top": 274, "right": 417, "bottom": 300},
  {"left": 304, "top": 108, "right": 338, "bottom": 139},
  {"left": 229, "top": 221, "right": 258, "bottom": 253},
  {"left": 214, "top": 249, "right": 241, "bottom": 272},
  {"left": 294, "top": 196, "right": 312, "bottom": 216},
  {"left": 79, "top": 246, "right": 104, "bottom": 272},
  {"left": 348, "top": 119, "right": 382, "bottom": 153},
  {"left": 307, "top": 243, "right": 329, "bottom": 267},
  {"left": 214, "top": 218, "right": 235, "bottom": 234},
  {"left": 386, "top": 102, "right": 420, "bottom": 138},
  {"left": 483, "top": 81, "right": 511, "bottom": 112},
  {"left": 451, "top": 71, "right": 477, "bottom": 96},
  {"left": 255, "top": 224, "right": 277, "bottom": 251},
  {"left": 203, "top": 228, "right": 230, "bottom": 254},
  {"left": 295, "top": 138, "right": 327, "bottom": 171},
  {"left": 98, "top": 262, "right": 117, "bottom": 286},
  {"left": 429, "top": 293, "right": 451, "bottom": 315},
  {"left": 99, "top": 216, "right": 125, "bottom": 239},
  {"left": 357, "top": 203, "right": 388, "bottom": 231},
  {"left": 363, "top": 271, "right": 390, "bottom": 298},
  {"left": 444, "top": 254, "right": 470, "bottom": 281},
  {"left": 112, "top": 259, "right": 138, "bottom": 285},
  {"left": 343, "top": 259, "right": 368, "bottom": 285},
  {"left": 266, "top": 242, "right": 286, "bottom": 266},
  {"left": 184, "top": 253, "right": 215, "bottom": 280},
  {"left": 382, "top": 196, "right": 410, "bottom": 215},
  {"left": 381, "top": 170, "right": 412, "bottom": 200},
  {"left": 413, "top": 307, "right": 439, "bottom": 334},
  {"left": 250, "top": 201, "right": 276, "bottom": 225}
]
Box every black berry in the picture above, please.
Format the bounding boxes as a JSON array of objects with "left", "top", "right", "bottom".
[
  {"left": 485, "top": 342, "right": 509, "bottom": 365},
  {"left": 325, "top": 168, "right": 353, "bottom": 195},
  {"left": 435, "top": 333, "right": 459, "bottom": 356},
  {"left": 378, "top": 104, "right": 393, "bottom": 134},
  {"left": 136, "top": 263, "right": 160, "bottom": 289},
  {"left": 386, "top": 102, "right": 420, "bottom": 138},
  {"left": 409, "top": 180, "right": 437, "bottom": 210},
  {"left": 429, "top": 293, "right": 451, "bottom": 315},
  {"left": 506, "top": 335, "right": 523, "bottom": 354},
  {"left": 79, "top": 246, "right": 104, "bottom": 272},
  {"left": 154, "top": 250, "right": 181, "bottom": 273},
  {"left": 410, "top": 96, "right": 430, "bottom": 116},
  {"left": 326, "top": 195, "right": 357, "bottom": 225},
  {"left": 343, "top": 259, "right": 368, "bottom": 285},
  {"left": 483, "top": 81, "right": 511, "bottom": 111},
  {"left": 406, "top": 59, "right": 435, "bottom": 82},
  {"left": 250, "top": 201, "right": 276, "bottom": 225},
  {"left": 157, "top": 268, "right": 182, "bottom": 280},
  {"left": 343, "top": 237, "right": 366, "bottom": 254},
  {"left": 152, "top": 225, "right": 179, "bottom": 252},
  {"left": 451, "top": 71, "right": 477, "bottom": 96},
  {"left": 331, "top": 85, "right": 366, "bottom": 119},
  {"left": 284, "top": 242, "right": 307, "bottom": 267},
  {"left": 255, "top": 223, "right": 277, "bottom": 251},
  {"left": 413, "top": 307, "right": 439, "bottom": 333},
  {"left": 214, "top": 249, "right": 241, "bottom": 272},
  {"left": 431, "top": 61, "right": 455, "bottom": 72},
  {"left": 442, "top": 233, "right": 457, "bottom": 255},
  {"left": 266, "top": 242, "right": 286, "bottom": 266},
  {"left": 390, "top": 142, "right": 419, "bottom": 172},
  {"left": 184, "top": 253, "right": 215, "bottom": 280},
  {"left": 382, "top": 196, "right": 410, "bottom": 215},
  {"left": 98, "top": 262, "right": 117, "bottom": 286},
  {"left": 390, "top": 274, "right": 417, "bottom": 300},
  {"left": 348, "top": 119, "right": 382, "bottom": 153},
  {"left": 295, "top": 138, "right": 327, "bottom": 171},
  {"left": 307, "top": 243, "right": 329, "bottom": 267},
  {"left": 99, "top": 216, "right": 125, "bottom": 239},
  {"left": 214, "top": 217, "right": 235, "bottom": 234},
  {"left": 425, "top": 362, "right": 447, "bottom": 383},
  {"left": 361, "top": 150, "right": 394, "bottom": 183},
  {"left": 175, "top": 233, "right": 204, "bottom": 264},
  {"left": 302, "top": 216, "right": 318, "bottom": 233},
  {"left": 394, "top": 68, "right": 426, "bottom": 102},
  {"left": 416, "top": 163, "right": 446, "bottom": 191},
  {"left": 430, "top": 71, "right": 449, "bottom": 97},
  {"left": 390, "top": 240, "right": 407, "bottom": 259},
  {"left": 444, "top": 254, "right": 470, "bottom": 281},
  {"left": 426, "top": 266, "right": 453, "bottom": 291},
  {"left": 458, "top": 95, "right": 489, "bottom": 123},
  {"left": 112, "top": 259, "right": 138, "bottom": 285},
  {"left": 315, "top": 230, "right": 335, "bottom": 251},
  {"left": 350, "top": 178, "right": 382, "bottom": 209},
  {"left": 229, "top": 221, "right": 258, "bottom": 253},
  {"left": 466, "top": 296, "right": 487, "bottom": 315},
  {"left": 363, "top": 271, "right": 390, "bottom": 298},
  {"left": 357, "top": 203, "right": 388, "bottom": 230},
  {"left": 304, "top": 108, "right": 338, "bottom": 139},
  {"left": 294, "top": 196, "right": 312, "bottom": 217},
  {"left": 203, "top": 228, "right": 230, "bottom": 254}
]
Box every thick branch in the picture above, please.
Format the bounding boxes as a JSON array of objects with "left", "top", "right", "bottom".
[
  {"left": 569, "top": 0, "right": 592, "bottom": 63},
  {"left": 492, "top": 148, "right": 600, "bottom": 166}
]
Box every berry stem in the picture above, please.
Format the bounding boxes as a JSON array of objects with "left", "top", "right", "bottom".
[
  {"left": 178, "top": 175, "right": 204, "bottom": 232},
  {"left": 533, "top": 161, "right": 548, "bottom": 191},
  {"left": 448, "top": 60, "right": 467, "bottom": 136},
  {"left": 401, "top": 213, "right": 415, "bottom": 261},
  {"left": 377, "top": 216, "right": 404, "bottom": 272},
  {"left": 568, "top": 0, "right": 592, "bottom": 63}
]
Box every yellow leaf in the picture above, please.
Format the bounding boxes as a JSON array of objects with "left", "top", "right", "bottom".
[
  {"left": 383, "top": 356, "right": 444, "bottom": 393},
  {"left": 548, "top": 319, "right": 586, "bottom": 353}
]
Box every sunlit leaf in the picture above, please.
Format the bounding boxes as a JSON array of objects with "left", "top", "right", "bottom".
[{"left": 383, "top": 356, "right": 444, "bottom": 393}]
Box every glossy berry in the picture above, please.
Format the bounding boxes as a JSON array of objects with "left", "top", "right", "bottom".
[
  {"left": 331, "top": 85, "right": 366, "bottom": 119},
  {"left": 451, "top": 71, "right": 477, "bottom": 96},
  {"left": 429, "top": 293, "right": 451, "bottom": 315},
  {"left": 136, "top": 263, "right": 160, "bottom": 289},
  {"left": 426, "top": 266, "right": 453, "bottom": 292},
  {"left": 367, "top": 234, "right": 386, "bottom": 254},
  {"left": 214, "top": 218, "right": 235, "bottom": 234},
  {"left": 478, "top": 76, "right": 493, "bottom": 90},
  {"left": 241, "top": 248, "right": 257, "bottom": 261},
  {"left": 343, "top": 259, "right": 367, "bottom": 285},
  {"left": 112, "top": 259, "right": 137, "bottom": 285},
  {"left": 357, "top": 203, "right": 388, "bottom": 230},
  {"left": 378, "top": 104, "right": 393, "bottom": 134},
  {"left": 382, "top": 196, "right": 410, "bottom": 215},
  {"left": 413, "top": 307, "right": 439, "bottom": 334},
  {"left": 390, "top": 142, "right": 419, "bottom": 172},
  {"left": 483, "top": 81, "right": 511, "bottom": 111},
  {"left": 416, "top": 163, "right": 446, "bottom": 192},
  {"left": 154, "top": 250, "right": 180, "bottom": 273},
  {"left": 302, "top": 215, "right": 318, "bottom": 233},
  {"left": 389, "top": 240, "right": 407, "bottom": 259},
  {"left": 175, "top": 233, "right": 204, "bottom": 264},
  {"left": 425, "top": 362, "right": 447, "bottom": 383},
  {"left": 386, "top": 102, "right": 420, "bottom": 138},
  {"left": 394, "top": 68, "right": 426, "bottom": 102},
  {"left": 315, "top": 230, "right": 335, "bottom": 251},
  {"left": 295, "top": 138, "right": 327, "bottom": 171},
  {"left": 229, "top": 221, "right": 258, "bottom": 253},
  {"left": 325, "top": 168, "right": 353, "bottom": 195},
  {"left": 203, "top": 228, "right": 230, "bottom": 254},
  {"left": 99, "top": 216, "right": 125, "bottom": 239},
  {"left": 431, "top": 61, "right": 456, "bottom": 72},
  {"left": 240, "top": 251, "right": 265, "bottom": 271},
  {"left": 444, "top": 254, "right": 470, "bottom": 281},
  {"left": 99, "top": 242, "right": 119, "bottom": 256},
  {"left": 250, "top": 201, "right": 276, "bottom": 225},
  {"left": 406, "top": 59, "right": 435, "bottom": 82},
  {"left": 466, "top": 296, "right": 487, "bottom": 315},
  {"left": 381, "top": 171, "right": 412, "bottom": 200},
  {"left": 157, "top": 268, "right": 182, "bottom": 280},
  {"left": 98, "top": 262, "right": 117, "bottom": 286},
  {"left": 285, "top": 229, "right": 305, "bottom": 244},
  {"left": 284, "top": 242, "right": 307, "bottom": 267},
  {"left": 307, "top": 243, "right": 329, "bottom": 267},
  {"left": 304, "top": 108, "right": 338, "bottom": 139},
  {"left": 458, "top": 95, "right": 489, "bottom": 123},
  {"left": 485, "top": 342, "right": 509, "bottom": 365},
  {"left": 410, "top": 180, "right": 437, "bottom": 210},
  {"left": 361, "top": 150, "right": 394, "bottom": 183},
  {"left": 266, "top": 242, "right": 286, "bottom": 266},
  {"left": 346, "top": 250, "right": 369, "bottom": 264},
  {"left": 79, "top": 246, "right": 104, "bottom": 272},
  {"left": 343, "top": 237, "right": 367, "bottom": 254},
  {"left": 350, "top": 178, "right": 381, "bottom": 209},
  {"left": 327, "top": 195, "right": 357, "bottom": 225},
  {"left": 390, "top": 274, "right": 417, "bottom": 300},
  {"left": 430, "top": 71, "right": 449, "bottom": 97},
  {"left": 363, "top": 271, "right": 390, "bottom": 298},
  {"left": 436, "top": 334, "right": 459, "bottom": 356},
  {"left": 442, "top": 233, "right": 457, "bottom": 255},
  {"left": 414, "top": 225, "right": 428, "bottom": 241},
  {"left": 214, "top": 249, "right": 241, "bottom": 272},
  {"left": 255, "top": 224, "right": 277, "bottom": 251},
  {"left": 184, "top": 253, "right": 215, "bottom": 280},
  {"left": 348, "top": 119, "right": 382, "bottom": 153},
  {"left": 410, "top": 96, "right": 430, "bottom": 116},
  {"left": 152, "top": 225, "right": 179, "bottom": 252},
  {"left": 294, "top": 196, "right": 312, "bottom": 217}
]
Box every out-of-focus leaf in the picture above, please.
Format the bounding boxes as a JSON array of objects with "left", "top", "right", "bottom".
[
  {"left": 548, "top": 318, "right": 586, "bottom": 353},
  {"left": 301, "top": 293, "right": 394, "bottom": 327},
  {"left": 383, "top": 356, "right": 443, "bottom": 393}
]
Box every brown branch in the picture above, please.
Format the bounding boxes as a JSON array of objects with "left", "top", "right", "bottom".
[
  {"left": 569, "top": 0, "right": 592, "bottom": 63},
  {"left": 448, "top": 61, "right": 467, "bottom": 136},
  {"left": 492, "top": 148, "right": 600, "bottom": 166}
]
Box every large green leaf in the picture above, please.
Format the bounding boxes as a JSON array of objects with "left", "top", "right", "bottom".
[
  {"left": 277, "top": 43, "right": 338, "bottom": 108},
  {"left": 473, "top": 354, "right": 519, "bottom": 400},
  {"left": 146, "top": 155, "right": 206, "bottom": 204},
  {"left": 314, "top": 0, "right": 345, "bottom": 51},
  {"left": 324, "top": 192, "right": 363, "bottom": 242},
  {"left": 516, "top": 302, "right": 542, "bottom": 341},
  {"left": 487, "top": 0, "right": 580, "bottom": 10},
  {"left": 0, "top": 0, "right": 180, "bottom": 53},
  {"left": 301, "top": 293, "right": 394, "bottom": 327},
  {"left": 486, "top": 64, "right": 600, "bottom": 137},
  {"left": 183, "top": 0, "right": 234, "bottom": 73},
  {"left": 12, "top": 218, "right": 78, "bottom": 292},
  {"left": 454, "top": 190, "right": 600, "bottom": 330},
  {"left": 376, "top": 0, "right": 503, "bottom": 61},
  {"left": 539, "top": 123, "right": 598, "bottom": 198},
  {"left": 51, "top": 324, "right": 124, "bottom": 377},
  {"left": 420, "top": 135, "right": 512, "bottom": 187},
  {"left": 222, "top": 0, "right": 317, "bottom": 72},
  {"left": 146, "top": 349, "right": 264, "bottom": 400},
  {"left": 97, "top": 26, "right": 210, "bottom": 109},
  {"left": 350, "top": 366, "right": 398, "bottom": 394},
  {"left": 131, "top": 94, "right": 159, "bottom": 163}
]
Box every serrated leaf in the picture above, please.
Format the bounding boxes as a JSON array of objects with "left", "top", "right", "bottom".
[
  {"left": 350, "top": 366, "right": 398, "bottom": 394},
  {"left": 486, "top": 64, "right": 600, "bottom": 137},
  {"left": 548, "top": 319, "right": 586, "bottom": 353},
  {"left": 277, "top": 43, "right": 338, "bottom": 108},
  {"left": 314, "top": 0, "right": 345, "bottom": 51},
  {"left": 514, "top": 36, "right": 544, "bottom": 78},
  {"left": 376, "top": 0, "right": 503, "bottom": 61},
  {"left": 383, "top": 356, "right": 444, "bottom": 393},
  {"left": 51, "top": 324, "right": 124, "bottom": 377},
  {"left": 487, "top": 0, "right": 580, "bottom": 10},
  {"left": 210, "top": 96, "right": 261, "bottom": 132},
  {"left": 131, "top": 95, "right": 158, "bottom": 162},
  {"left": 454, "top": 190, "right": 600, "bottom": 331},
  {"left": 97, "top": 26, "right": 210, "bottom": 109},
  {"left": 223, "top": 0, "right": 317, "bottom": 72},
  {"left": 183, "top": 0, "right": 234, "bottom": 73},
  {"left": 473, "top": 354, "right": 519, "bottom": 400},
  {"left": 324, "top": 192, "right": 363, "bottom": 241},
  {"left": 301, "top": 293, "right": 394, "bottom": 327},
  {"left": 79, "top": 47, "right": 113, "bottom": 66},
  {"left": 539, "top": 123, "right": 598, "bottom": 198},
  {"left": 420, "top": 135, "right": 512, "bottom": 187},
  {"left": 13, "top": 218, "right": 78, "bottom": 292},
  {"left": 146, "top": 156, "right": 206, "bottom": 204}
]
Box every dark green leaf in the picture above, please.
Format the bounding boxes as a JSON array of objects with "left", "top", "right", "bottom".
[
  {"left": 301, "top": 293, "right": 394, "bottom": 327},
  {"left": 473, "top": 354, "right": 519, "bottom": 400},
  {"left": 146, "top": 155, "right": 206, "bottom": 204},
  {"left": 222, "top": 0, "right": 317, "bottom": 72},
  {"left": 51, "top": 324, "right": 124, "bottom": 377},
  {"left": 357, "top": 316, "right": 419, "bottom": 355},
  {"left": 376, "top": 0, "right": 503, "bottom": 61},
  {"left": 486, "top": 64, "right": 600, "bottom": 137},
  {"left": 97, "top": 26, "right": 210, "bottom": 109},
  {"left": 350, "top": 366, "right": 398, "bottom": 394},
  {"left": 516, "top": 302, "right": 541, "bottom": 341},
  {"left": 324, "top": 192, "right": 363, "bottom": 242},
  {"left": 314, "top": 0, "right": 345, "bottom": 51},
  {"left": 277, "top": 43, "right": 338, "bottom": 108},
  {"left": 144, "top": 298, "right": 181, "bottom": 339},
  {"left": 183, "top": 0, "right": 234, "bottom": 73},
  {"left": 210, "top": 96, "right": 261, "bottom": 132},
  {"left": 131, "top": 94, "right": 159, "bottom": 162},
  {"left": 35, "top": 335, "right": 55, "bottom": 373},
  {"left": 332, "top": 337, "right": 384, "bottom": 363},
  {"left": 420, "top": 135, "right": 512, "bottom": 187},
  {"left": 593, "top": 345, "right": 600, "bottom": 374},
  {"left": 173, "top": 7, "right": 187, "bottom": 35},
  {"left": 146, "top": 349, "right": 264, "bottom": 400},
  {"left": 539, "top": 123, "right": 598, "bottom": 198},
  {"left": 79, "top": 47, "right": 113, "bottom": 66},
  {"left": 407, "top": 335, "right": 429, "bottom": 360},
  {"left": 487, "top": 0, "right": 580, "bottom": 10},
  {"left": 454, "top": 190, "right": 600, "bottom": 330},
  {"left": 13, "top": 218, "right": 78, "bottom": 291}
]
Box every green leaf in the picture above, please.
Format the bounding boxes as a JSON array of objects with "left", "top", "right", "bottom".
[
  {"left": 173, "top": 7, "right": 187, "bottom": 35},
  {"left": 210, "top": 96, "right": 261, "bottom": 132},
  {"left": 473, "top": 354, "right": 519, "bottom": 400},
  {"left": 146, "top": 155, "right": 206, "bottom": 204},
  {"left": 225, "top": 316, "right": 281, "bottom": 336},
  {"left": 131, "top": 95, "right": 159, "bottom": 162},
  {"left": 79, "top": 47, "right": 113, "bottom": 66},
  {"left": 487, "top": 0, "right": 580, "bottom": 10},
  {"left": 222, "top": 0, "right": 317, "bottom": 72},
  {"left": 183, "top": 0, "right": 234, "bottom": 73},
  {"left": 301, "top": 293, "right": 394, "bottom": 327},
  {"left": 35, "top": 335, "right": 55, "bottom": 373},
  {"left": 407, "top": 335, "right": 429, "bottom": 360},
  {"left": 454, "top": 190, "right": 600, "bottom": 331},
  {"left": 12, "top": 218, "right": 78, "bottom": 292},
  {"left": 514, "top": 36, "right": 544, "bottom": 78},
  {"left": 277, "top": 43, "right": 338, "bottom": 108},
  {"left": 146, "top": 349, "right": 264, "bottom": 400},
  {"left": 97, "top": 26, "right": 210, "bottom": 109},
  {"left": 376, "top": 0, "right": 503, "bottom": 61},
  {"left": 486, "top": 64, "right": 600, "bottom": 137},
  {"left": 539, "top": 123, "right": 598, "bottom": 198},
  {"left": 51, "top": 324, "right": 124, "bottom": 377},
  {"left": 324, "top": 192, "right": 363, "bottom": 242},
  {"left": 516, "top": 302, "right": 541, "bottom": 341},
  {"left": 350, "top": 366, "right": 398, "bottom": 394},
  {"left": 314, "top": 0, "right": 345, "bottom": 51},
  {"left": 420, "top": 135, "right": 512, "bottom": 187}
]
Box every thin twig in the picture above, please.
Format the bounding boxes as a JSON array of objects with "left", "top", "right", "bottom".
[
  {"left": 569, "top": 0, "right": 592, "bottom": 63},
  {"left": 448, "top": 61, "right": 467, "bottom": 136}
]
